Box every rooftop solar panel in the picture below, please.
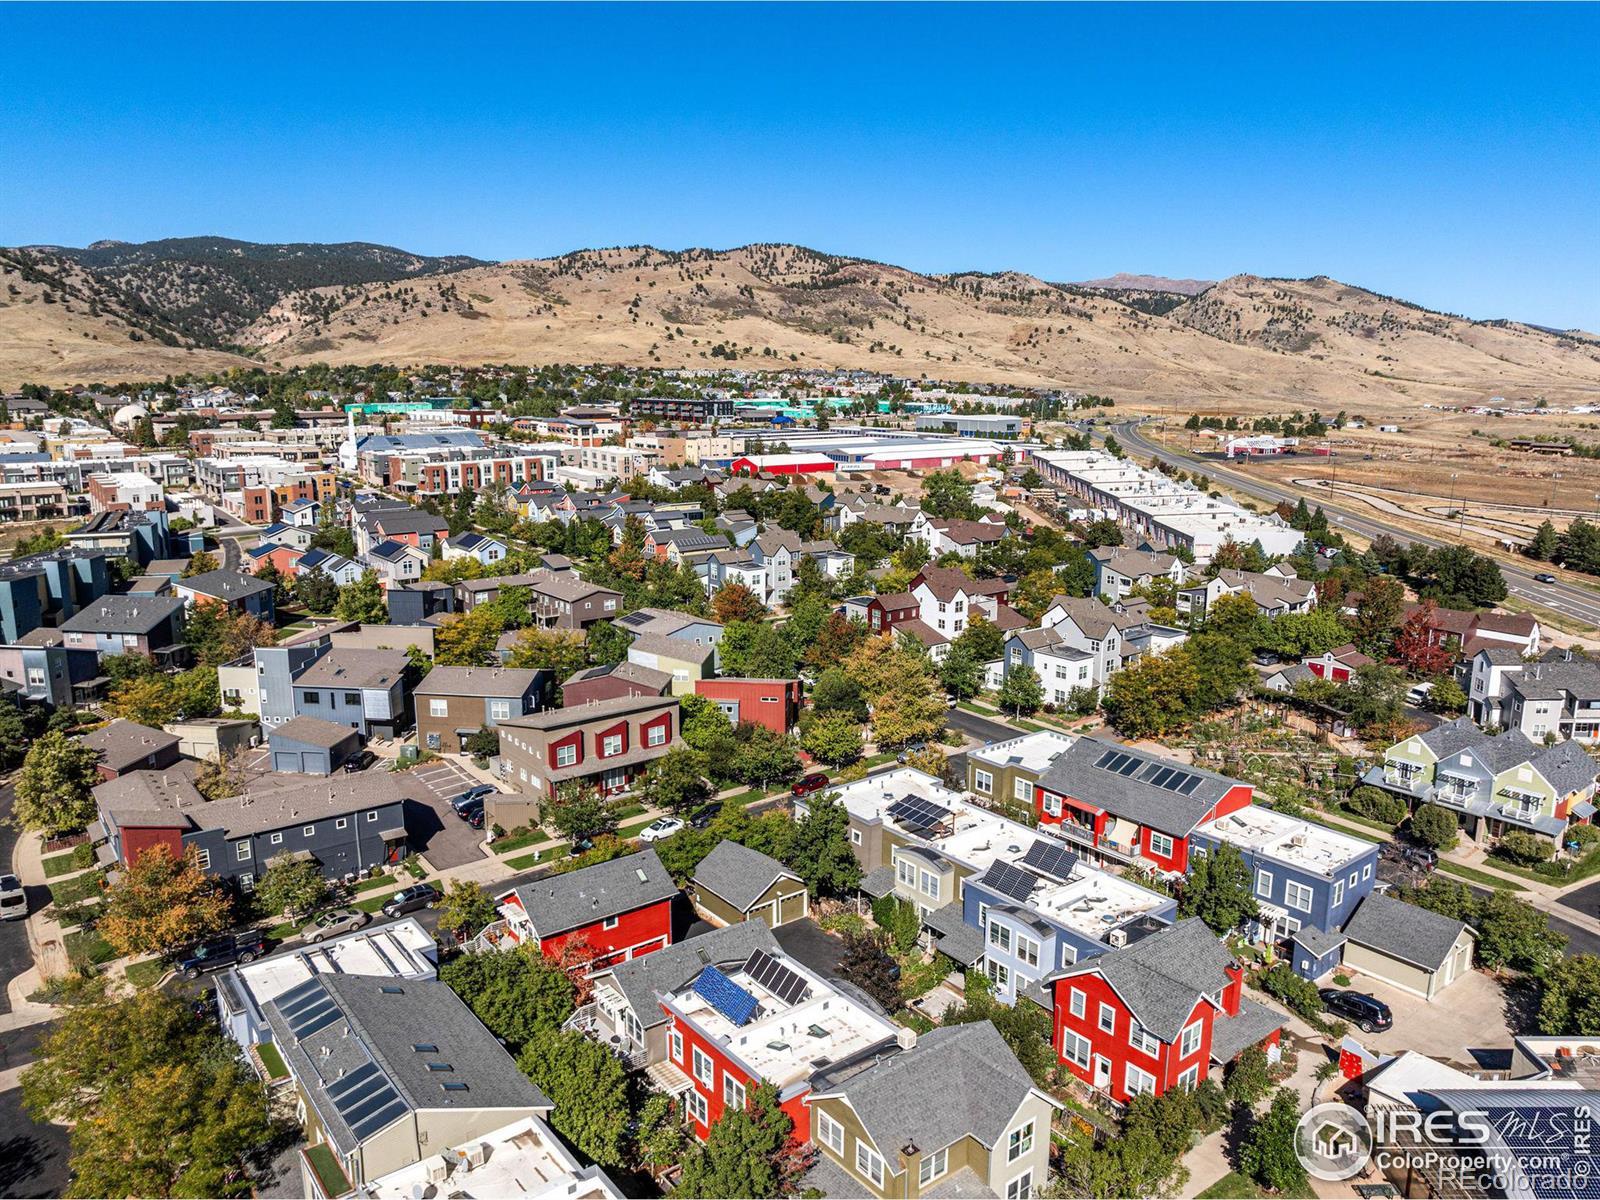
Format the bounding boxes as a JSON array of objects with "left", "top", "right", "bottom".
[
  {"left": 277, "top": 977, "right": 344, "bottom": 1041},
  {"left": 1177, "top": 775, "right": 1203, "bottom": 796},
  {"left": 743, "top": 949, "right": 810, "bottom": 1007},
  {"left": 980, "top": 861, "right": 1037, "bottom": 903},
  {"left": 1021, "top": 839, "right": 1079, "bottom": 882},
  {"left": 693, "top": 965, "right": 760, "bottom": 1026},
  {"left": 887, "top": 795, "right": 952, "bottom": 834}
]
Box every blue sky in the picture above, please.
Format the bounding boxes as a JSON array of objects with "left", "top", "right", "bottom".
[{"left": 4, "top": 3, "right": 1596, "bottom": 328}]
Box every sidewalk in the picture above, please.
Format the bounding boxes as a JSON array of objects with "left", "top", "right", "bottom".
[{"left": 15, "top": 829, "right": 70, "bottom": 984}]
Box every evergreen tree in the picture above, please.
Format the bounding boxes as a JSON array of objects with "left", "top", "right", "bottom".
[{"left": 1528, "top": 519, "right": 1558, "bottom": 562}]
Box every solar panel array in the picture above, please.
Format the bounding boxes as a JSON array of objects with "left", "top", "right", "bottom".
[
  {"left": 1021, "top": 839, "right": 1079, "bottom": 882},
  {"left": 1094, "top": 748, "right": 1204, "bottom": 795},
  {"left": 276, "top": 976, "right": 343, "bottom": 1041},
  {"left": 325, "top": 1059, "right": 409, "bottom": 1139},
  {"left": 1093, "top": 749, "right": 1143, "bottom": 777},
  {"left": 886, "top": 795, "right": 952, "bottom": 835},
  {"left": 743, "top": 949, "right": 810, "bottom": 1007},
  {"left": 980, "top": 861, "right": 1037, "bottom": 903},
  {"left": 693, "top": 965, "right": 760, "bottom": 1026}
]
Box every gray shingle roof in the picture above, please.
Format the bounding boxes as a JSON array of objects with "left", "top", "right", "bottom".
[
  {"left": 1034, "top": 737, "right": 1240, "bottom": 837},
  {"left": 1341, "top": 893, "right": 1473, "bottom": 973},
  {"left": 413, "top": 666, "right": 544, "bottom": 699},
  {"left": 692, "top": 840, "right": 799, "bottom": 913},
  {"left": 372, "top": 509, "right": 450, "bottom": 536},
  {"left": 595, "top": 921, "right": 780, "bottom": 1031},
  {"left": 923, "top": 903, "right": 986, "bottom": 966},
  {"left": 79, "top": 719, "right": 179, "bottom": 772},
  {"left": 811, "top": 1022, "right": 1042, "bottom": 1156},
  {"left": 1292, "top": 924, "right": 1348, "bottom": 960},
  {"left": 1529, "top": 738, "right": 1599, "bottom": 797},
  {"left": 1207, "top": 995, "right": 1288, "bottom": 1064},
  {"left": 175, "top": 568, "right": 274, "bottom": 602},
  {"left": 61, "top": 594, "right": 185, "bottom": 635},
  {"left": 503, "top": 848, "right": 676, "bottom": 937},
  {"left": 860, "top": 865, "right": 898, "bottom": 898},
  {"left": 1050, "top": 917, "right": 1233, "bottom": 1040},
  {"left": 271, "top": 715, "right": 361, "bottom": 750},
  {"left": 262, "top": 974, "right": 549, "bottom": 1156},
  {"left": 296, "top": 648, "right": 408, "bottom": 691}
]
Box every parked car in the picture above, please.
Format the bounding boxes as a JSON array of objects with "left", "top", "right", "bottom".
[
  {"left": 689, "top": 802, "right": 723, "bottom": 830},
  {"left": 301, "top": 907, "right": 369, "bottom": 943},
  {"left": 1319, "top": 988, "right": 1394, "bottom": 1033},
  {"left": 380, "top": 883, "right": 441, "bottom": 918},
  {"left": 450, "top": 785, "right": 497, "bottom": 814},
  {"left": 456, "top": 796, "right": 485, "bottom": 822},
  {"left": 894, "top": 743, "right": 927, "bottom": 764},
  {"left": 1535, "top": 572, "right": 1558, "bottom": 584},
  {"left": 791, "top": 772, "right": 832, "bottom": 798},
  {"left": 1402, "top": 846, "right": 1438, "bottom": 872},
  {"left": 0, "top": 872, "right": 26, "bottom": 922},
  {"left": 342, "top": 749, "right": 376, "bottom": 773},
  {"left": 465, "top": 805, "right": 485, "bottom": 830},
  {"left": 639, "top": 816, "right": 686, "bottom": 843},
  {"left": 177, "top": 931, "right": 268, "bottom": 979},
  {"left": 569, "top": 836, "right": 594, "bottom": 857}
]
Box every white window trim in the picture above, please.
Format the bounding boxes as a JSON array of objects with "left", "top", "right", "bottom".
[
  {"left": 974, "top": 769, "right": 993, "bottom": 795},
  {"left": 1007, "top": 1169, "right": 1034, "bottom": 1200},
  {"left": 1148, "top": 831, "right": 1174, "bottom": 859},
  {"left": 856, "top": 1142, "right": 885, "bottom": 1187},
  {"left": 692, "top": 1046, "right": 712, "bottom": 1086},
  {"left": 1256, "top": 869, "right": 1273, "bottom": 898},
  {"left": 1177, "top": 1064, "right": 1200, "bottom": 1091},
  {"left": 1180, "top": 1019, "right": 1203, "bottom": 1058},
  {"left": 1125, "top": 1063, "right": 1157, "bottom": 1097},
  {"left": 1007, "top": 1119, "right": 1035, "bottom": 1163},
  {"left": 816, "top": 1108, "right": 844, "bottom": 1155},
  {"left": 1285, "top": 879, "right": 1314, "bottom": 914},
  {"left": 1069, "top": 987, "right": 1086, "bottom": 1019},
  {"left": 1098, "top": 1001, "right": 1116, "bottom": 1033},
  {"left": 920, "top": 1145, "right": 950, "bottom": 1187},
  {"left": 1062, "top": 1027, "right": 1091, "bottom": 1070}
]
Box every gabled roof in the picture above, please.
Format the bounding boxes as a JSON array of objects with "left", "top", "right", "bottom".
[
  {"left": 296, "top": 648, "right": 408, "bottom": 691},
  {"left": 913, "top": 565, "right": 1009, "bottom": 602},
  {"left": 1341, "top": 893, "right": 1473, "bottom": 973},
  {"left": 368, "top": 539, "right": 425, "bottom": 563},
  {"left": 1049, "top": 917, "right": 1233, "bottom": 1040},
  {"left": 61, "top": 594, "right": 185, "bottom": 635},
  {"left": 1035, "top": 737, "right": 1242, "bottom": 836},
  {"left": 174, "top": 568, "right": 275, "bottom": 602},
  {"left": 501, "top": 692, "right": 675, "bottom": 731},
  {"left": 928, "top": 516, "right": 1010, "bottom": 545},
  {"left": 628, "top": 632, "right": 715, "bottom": 664},
  {"left": 1529, "top": 738, "right": 1600, "bottom": 796},
  {"left": 372, "top": 509, "right": 450, "bottom": 536},
  {"left": 271, "top": 714, "right": 362, "bottom": 750},
  {"left": 871, "top": 591, "right": 918, "bottom": 611},
  {"left": 1044, "top": 595, "right": 1145, "bottom": 640},
  {"left": 501, "top": 848, "right": 676, "bottom": 937},
  {"left": 79, "top": 719, "right": 179, "bottom": 772},
  {"left": 692, "top": 840, "right": 800, "bottom": 912},
  {"left": 447, "top": 531, "right": 504, "bottom": 552},
  {"left": 897, "top": 619, "right": 949, "bottom": 649},
  {"left": 561, "top": 661, "right": 674, "bottom": 693},
  {"left": 810, "top": 1022, "right": 1049, "bottom": 1155},
  {"left": 413, "top": 666, "right": 545, "bottom": 698}
]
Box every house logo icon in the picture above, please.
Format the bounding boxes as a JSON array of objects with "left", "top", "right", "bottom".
[{"left": 1295, "top": 1102, "right": 1373, "bottom": 1181}]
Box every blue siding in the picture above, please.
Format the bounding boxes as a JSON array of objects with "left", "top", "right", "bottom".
[{"left": 1187, "top": 831, "right": 1379, "bottom": 938}]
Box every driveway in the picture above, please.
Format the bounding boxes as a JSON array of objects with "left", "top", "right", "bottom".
[
  {"left": 945, "top": 706, "right": 1022, "bottom": 746},
  {"left": 774, "top": 918, "right": 846, "bottom": 980},
  {"left": 1327, "top": 967, "right": 1513, "bottom": 1065},
  {"left": 402, "top": 760, "right": 493, "bottom": 870}
]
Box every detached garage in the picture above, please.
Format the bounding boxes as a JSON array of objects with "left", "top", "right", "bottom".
[
  {"left": 692, "top": 840, "right": 809, "bottom": 928},
  {"left": 269, "top": 715, "right": 362, "bottom": 777},
  {"left": 1340, "top": 893, "right": 1477, "bottom": 1001}
]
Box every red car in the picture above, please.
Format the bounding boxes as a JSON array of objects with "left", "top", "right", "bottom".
[{"left": 791, "top": 772, "right": 831, "bottom": 798}]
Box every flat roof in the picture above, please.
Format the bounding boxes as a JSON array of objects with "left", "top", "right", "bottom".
[
  {"left": 223, "top": 918, "right": 436, "bottom": 1022},
  {"left": 354, "top": 1115, "right": 622, "bottom": 1199},
  {"left": 1197, "top": 805, "right": 1372, "bottom": 877},
  {"left": 969, "top": 730, "right": 1076, "bottom": 775}
]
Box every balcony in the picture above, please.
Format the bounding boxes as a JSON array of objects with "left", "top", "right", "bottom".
[{"left": 564, "top": 1002, "right": 650, "bottom": 1071}]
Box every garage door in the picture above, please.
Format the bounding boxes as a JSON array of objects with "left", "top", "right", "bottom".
[
  {"left": 272, "top": 751, "right": 303, "bottom": 773},
  {"left": 776, "top": 889, "right": 808, "bottom": 927}
]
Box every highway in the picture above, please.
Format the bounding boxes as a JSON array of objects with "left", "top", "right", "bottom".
[{"left": 1111, "top": 420, "right": 1600, "bottom": 630}]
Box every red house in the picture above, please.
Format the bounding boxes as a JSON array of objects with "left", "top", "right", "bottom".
[
  {"left": 658, "top": 944, "right": 901, "bottom": 1139},
  {"left": 694, "top": 677, "right": 802, "bottom": 736},
  {"left": 1032, "top": 737, "right": 1254, "bottom": 874},
  {"left": 494, "top": 848, "right": 678, "bottom": 972},
  {"left": 1049, "top": 919, "right": 1283, "bottom": 1103},
  {"left": 1304, "top": 643, "right": 1375, "bottom": 684},
  {"left": 866, "top": 591, "right": 919, "bottom": 634}
]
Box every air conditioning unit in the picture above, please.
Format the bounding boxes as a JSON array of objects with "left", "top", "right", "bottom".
[
  {"left": 1107, "top": 928, "right": 1128, "bottom": 948},
  {"left": 424, "top": 1155, "right": 452, "bottom": 1184}
]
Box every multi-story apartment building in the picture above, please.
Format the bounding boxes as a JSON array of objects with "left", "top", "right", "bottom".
[
  {"left": 0, "top": 549, "right": 110, "bottom": 643},
  {"left": 455, "top": 570, "right": 623, "bottom": 630},
  {"left": 497, "top": 694, "right": 679, "bottom": 810},
  {"left": 492, "top": 848, "right": 677, "bottom": 971},
  {"left": 219, "top": 628, "right": 338, "bottom": 728},
  {"left": 1364, "top": 715, "right": 1598, "bottom": 844},
  {"left": 408, "top": 449, "right": 559, "bottom": 496},
  {"left": 413, "top": 666, "right": 551, "bottom": 754},
  {"left": 0, "top": 480, "right": 72, "bottom": 520},
  {"left": 85, "top": 471, "right": 163, "bottom": 513},
  {"left": 289, "top": 649, "right": 411, "bottom": 740},
  {"left": 1468, "top": 647, "right": 1600, "bottom": 744},
  {"left": 562, "top": 443, "right": 659, "bottom": 479}
]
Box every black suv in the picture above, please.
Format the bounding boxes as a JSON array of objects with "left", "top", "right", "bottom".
[
  {"left": 381, "top": 883, "right": 441, "bottom": 918},
  {"left": 177, "top": 931, "right": 267, "bottom": 979},
  {"left": 1319, "top": 988, "right": 1394, "bottom": 1033}
]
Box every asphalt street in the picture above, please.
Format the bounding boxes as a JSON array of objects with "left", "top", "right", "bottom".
[
  {"left": 945, "top": 705, "right": 1024, "bottom": 747},
  {"left": 1113, "top": 420, "right": 1600, "bottom": 628}
]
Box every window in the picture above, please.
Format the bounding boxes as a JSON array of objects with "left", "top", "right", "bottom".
[
  {"left": 986, "top": 958, "right": 1010, "bottom": 990},
  {"left": 195, "top": 848, "right": 211, "bottom": 870},
  {"left": 1255, "top": 870, "right": 1274, "bottom": 898},
  {"left": 816, "top": 1109, "right": 844, "bottom": 1155},
  {"left": 367, "top": 811, "right": 377, "bottom": 822},
  {"left": 1125, "top": 1063, "right": 1157, "bottom": 1097},
  {"left": 685, "top": 1089, "right": 707, "bottom": 1126},
  {"left": 646, "top": 724, "right": 667, "bottom": 747},
  {"left": 1012, "top": 776, "right": 1034, "bottom": 803},
  {"left": 429, "top": 699, "right": 448, "bottom": 718},
  {"left": 723, "top": 1075, "right": 746, "bottom": 1111},
  {"left": 919, "top": 870, "right": 939, "bottom": 900},
  {"left": 1332, "top": 879, "right": 1345, "bottom": 907},
  {"left": 1007, "top": 1120, "right": 1035, "bottom": 1163},
  {"left": 1016, "top": 934, "right": 1040, "bottom": 968},
  {"left": 897, "top": 858, "right": 917, "bottom": 887},
  {"left": 1148, "top": 831, "right": 1174, "bottom": 859},
  {"left": 919, "top": 1146, "right": 949, "bottom": 1187},
  {"left": 1130, "top": 1022, "right": 1160, "bottom": 1056},
  {"left": 1180, "top": 1020, "right": 1203, "bottom": 1058},
  {"left": 1006, "top": 1172, "right": 1033, "bottom": 1200},
  {"left": 335, "top": 818, "right": 347, "bottom": 830},
  {"left": 692, "top": 1047, "right": 713, "bottom": 1086},
  {"left": 850, "top": 829, "right": 862, "bottom": 846},
  {"left": 270, "top": 832, "right": 283, "bottom": 845},
  {"left": 236, "top": 841, "right": 252, "bottom": 861},
  {"left": 343, "top": 692, "right": 360, "bottom": 706},
  {"left": 1042, "top": 793, "right": 1062, "bottom": 817},
  {"left": 1099, "top": 1002, "right": 1116, "bottom": 1034},
  {"left": 1177, "top": 1064, "right": 1200, "bottom": 1091},
  {"left": 1362, "top": 863, "right": 1372, "bottom": 880},
  {"left": 1285, "top": 880, "right": 1314, "bottom": 913},
  {"left": 855, "top": 1143, "right": 885, "bottom": 1187},
  {"left": 555, "top": 744, "right": 578, "bottom": 768},
  {"left": 603, "top": 916, "right": 619, "bottom": 930},
  {"left": 489, "top": 700, "right": 511, "bottom": 721},
  {"left": 303, "top": 691, "right": 320, "bottom": 706},
  {"left": 974, "top": 769, "right": 993, "bottom": 794},
  {"left": 988, "top": 922, "right": 1013, "bottom": 952},
  {"left": 239, "top": 872, "right": 254, "bottom": 891},
  {"left": 1062, "top": 1028, "right": 1092, "bottom": 1069},
  {"left": 670, "top": 1030, "right": 683, "bottom": 1063},
  {"left": 602, "top": 734, "right": 623, "bottom": 757},
  {"left": 1069, "top": 988, "right": 1086, "bottom": 1019}
]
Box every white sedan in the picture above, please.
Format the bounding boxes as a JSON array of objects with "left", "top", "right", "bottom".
[{"left": 638, "top": 816, "right": 686, "bottom": 843}]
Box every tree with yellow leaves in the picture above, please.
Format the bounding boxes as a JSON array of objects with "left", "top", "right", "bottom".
[{"left": 99, "top": 845, "right": 233, "bottom": 958}]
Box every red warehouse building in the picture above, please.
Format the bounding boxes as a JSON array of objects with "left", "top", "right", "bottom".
[
  {"left": 693, "top": 677, "right": 802, "bottom": 736},
  {"left": 659, "top": 944, "right": 902, "bottom": 1139},
  {"left": 1049, "top": 919, "right": 1283, "bottom": 1104},
  {"left": 1032, "top": 738, "right": 1254, "bottom": 875},
  {"left": 494, "top": 847, "right": 678, "bottom": 972},
  {"left": 728, "top": 453, "right": 837, "bottom": 477}
]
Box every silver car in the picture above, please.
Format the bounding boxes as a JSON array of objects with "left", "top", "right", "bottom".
[{"left": 301, "top": 907, "right": 368, "bottom": 943}]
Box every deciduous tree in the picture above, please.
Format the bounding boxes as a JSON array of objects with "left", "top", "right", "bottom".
[
  {"left": 997, "top": 664, "right": 1044, "bottom": 716},
  {"left": 711, "top": 582, "right": 766, "bottom": 624},
  {"left": 784, "top": 792, "right": 862, "bottom": 896},
  {"left": 15, "top": 728, "right": 101, "bottom": 835},
  {"left": 1389, "top": 601, "right": 1456, "bottom": 676},
  {"left": 435, "top": 879, "right": 501, "bottom": 940},
  {"left": 334, "top": 569, "right": 388, "bottom": 624},
  {"left": 1179, "top": 843, "right": 1260, "bottom": 934},
  {"left": 1538, "top": 953, "right": 1600, "bottom": 1035},
  {"left": 99, "top": 846, "right": 233, "bottom": 957},
  {"left": 518, "top": 1028, "right": 631, "bottom": 1167},
  {"left": 678, "top": 1081, "right": 809, "bottom": 1200},
  {"left": 440, "top": 946, "right": 576, "bottom": 1051},
  {"left": 641, "top": 747, "right": 712, "bottom": 814},
  {"left": 1241, "top": 1088, "right": 1309, "bottom": 1195},
  {"left": 254, "top": 855, "right": 328, "bottom": 919},
  {"left": 1103, "top": 650, "right": 1198, "bottom": 738}
]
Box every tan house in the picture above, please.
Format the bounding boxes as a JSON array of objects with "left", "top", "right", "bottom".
[
  {"left": 163, "top": 717, "right": 262, "bottom": 763},
  {"left": 803, "top": 1021, "right": 1059, "bottom": 1200},
  {"left": 1340, "top": 893, "right": 1477, "bottom": 1001},
  {"left": 691, "top": 840, "right": 809, "bottom": 928}
]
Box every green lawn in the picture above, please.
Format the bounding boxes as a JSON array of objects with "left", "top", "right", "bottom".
[
  {"left": 124, "top": 958, "right": 169, "bottom": 989},
  {"left": 303, "top": 1144, "right": 350, "bottom": 1198},
  {"left": 506, "top": 844, "right": 570, "bottom": 870},
  {"left": 1437, "top": 859, "right": 1527, "bottom": 891},
  {"left": 49, "top": 870, "right": 107, "bottom": 907},
  {"left": 1196, "top": 1171, "right": 1263, "bottom": 1199},
  {"left": 353, "top": 874, "right": 394, "bottom": 893},
  {"left": 1485, "top": 847, "right": 1600, "bottom": 886},
  {"left": 255, "top": 1041, "right": 289, "bottom": 1081},
  {"left": 1329, "top": 807, "right": 1399, "bottom": 834},
  {"left": 352, "top": 892, "right": 398, "bottom": 914},
  {"left": 493, "top": 830, "right": 544, "bottom": 853},
  {"left": 617, "top": 816, "right": 660, "bottom": 839},
  {"left": 64, "top": 929, "right": 117, "bottom": 967},
  {"left": 42, "top": 851, "right": 90, "bottom": 878}
]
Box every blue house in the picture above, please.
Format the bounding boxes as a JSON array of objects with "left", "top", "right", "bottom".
[
  {"left": 269, "top": 715, "right": 362, "bottom": 776},
  {"left": 289, "top": 648, "right": 410, "bottom": 739},
  {"left": 1189, "top": 805, "right": 1378, "bottom": 975}
]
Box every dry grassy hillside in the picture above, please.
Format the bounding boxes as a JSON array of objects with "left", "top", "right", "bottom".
[{"left": 6, "top": 241, "right": 1600, "bottom": 415}]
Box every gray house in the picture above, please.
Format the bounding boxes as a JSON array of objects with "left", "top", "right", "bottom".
[
  {"left": 290, "top": 649, "right": 410, "bottom": 739},
  {"left": 60, "top": 595, "right": 187, "bottom": 665},
  {"left": 270, "top": 715, "right": 363, "bottom": 776}
]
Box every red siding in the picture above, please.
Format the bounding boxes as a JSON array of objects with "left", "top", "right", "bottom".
[
  {"left": 549, "top": 729, "right": 584, "bottom": 768},
  {"left": 119, "top": 826, "right": 185, "bottom": 866},
  {"left": 693, "top": 679, "right": 802, "bottom": 736},
  {"left": 593, "top": 720, "right": 631, "bottom": 758},
  {"left": 539, "top": 899, "right": 672, "bottom": 972},
  {"left": 667, "top": 1008, "right": 811, "bottom": 1143},
  {"left": 1052, "top": 973, "right": 1217, "bottom": 1103}
]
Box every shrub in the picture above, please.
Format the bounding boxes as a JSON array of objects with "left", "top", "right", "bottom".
[
  {"left": 70, "top": 841, "right": 97, "bottom": 871},
  {"left": 1346, "top": 785, "right": 1407, "bottom": 825},
  {"left": 1333, "top": 973, "right": 1352, "bottom": 987},
  {"left": 1261, "top": 963, "right": 1323, "bottom": 1024},
  {"left": 1409, "top": 803, "right": 1460, "bottom": 852},
  {"left": 1567, "top": 824, "right": 1600, "bottom": 849},
  {"left": 1225, "top": 1045, "right": 1272, "bottom": 1106},
  {"left": 1495, "top": 829, "right": 1554, "bottom": 866}
]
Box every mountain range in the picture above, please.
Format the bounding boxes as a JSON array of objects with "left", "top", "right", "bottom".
[{"left": 3, "top": 237, "right": 1598, "bottom": 413}]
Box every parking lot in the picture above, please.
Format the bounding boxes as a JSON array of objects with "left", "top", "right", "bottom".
[
  {"left": 402, "top": 759, "right": 494, "bottom": 869},
  {"left": 1329, "top": 967, "right": 1513, "bottom": 1065}
]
